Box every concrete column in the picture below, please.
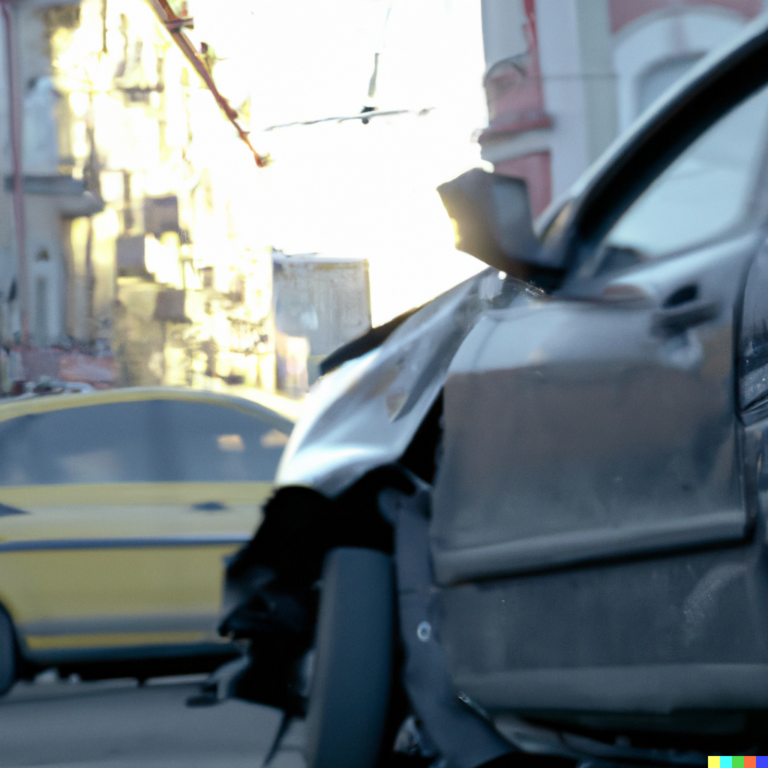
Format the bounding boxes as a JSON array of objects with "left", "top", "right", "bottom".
[
  {"left": 536, "top": 0, "right": 617, "bottom": 198},
  {"left": 481, "top": 0, "right": 528, "bottom": 67}
]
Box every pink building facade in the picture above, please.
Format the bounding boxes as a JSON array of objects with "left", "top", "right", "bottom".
[{"left": 480, "top": 0, "right": 766, "bottom": 218}]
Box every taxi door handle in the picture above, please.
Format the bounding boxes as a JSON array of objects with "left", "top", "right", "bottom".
[
  {"left": 191, "top": 501, "right": 228, "bottom": 512},
  {"left": 0, "top": 502, "right": 27, "bottom": 517}
]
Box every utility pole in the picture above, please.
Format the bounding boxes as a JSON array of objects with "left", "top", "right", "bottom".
[{"left": 1, "top": 0, "right": 29, "bottom": 345}]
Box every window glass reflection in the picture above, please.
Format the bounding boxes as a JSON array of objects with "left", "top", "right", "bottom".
[
  {"left": 0, "top": 399, "right": 288, "bottom": 486},
  {"left": 584, "top": 83, "right": 768, "bottom": 277},
  {"left": 161, "top": 401, "right": 285, "bottom": 483},
  {"left": 0, "top": 402, "right": 157, "bottom": 485}
]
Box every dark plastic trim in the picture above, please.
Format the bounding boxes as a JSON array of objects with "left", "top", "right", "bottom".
[
  {"left": 432, "top": 509, "right": 746, "bottom": 585},
  {"left": 457, "top": 664, "right": 768, "bottom": 714},
  {"left": 0, "top": 533, "right": 250, "bottom": 553}
]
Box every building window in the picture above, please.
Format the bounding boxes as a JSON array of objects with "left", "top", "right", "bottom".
[{"left": 636, "top": 53, "right": 703, "bottom": 117}]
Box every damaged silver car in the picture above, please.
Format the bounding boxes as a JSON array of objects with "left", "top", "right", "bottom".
[{"left": 207, "top": 13, "right": 768, "bottom": 768}]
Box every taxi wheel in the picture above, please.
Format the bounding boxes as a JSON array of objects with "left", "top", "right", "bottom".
[
  {"left": 0, "top": 608, "right": 16, "bottom": 696},
  {"left": 304, "top": 548, "right": 394, "bottom": 768}
]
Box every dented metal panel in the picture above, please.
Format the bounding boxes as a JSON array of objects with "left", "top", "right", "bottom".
[
  {"left": 439, "top": 541, "right": 768, "bottom": 717},
  {"left": 276, "top": 270, "right": 540, "bottom": 497},
  {"left": 431, "top": 233, "right": 759, "bottom": 585}
]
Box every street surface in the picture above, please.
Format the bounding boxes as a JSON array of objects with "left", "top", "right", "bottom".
[{"left": 0, "top": 674, "right": 306, "bottom": 768}]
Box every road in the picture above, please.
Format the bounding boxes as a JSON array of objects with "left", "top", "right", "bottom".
[{"left": 0, "top": 674, "right": 307, "bottom": 768}]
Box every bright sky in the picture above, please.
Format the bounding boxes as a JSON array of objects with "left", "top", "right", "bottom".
[{"left": 187, "top": 0, "right": 489, "bottom": 325}]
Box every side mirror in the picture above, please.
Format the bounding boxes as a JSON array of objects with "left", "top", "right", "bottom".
[{"left": 438, "top": 168, "right": 539, "bottom": 274}]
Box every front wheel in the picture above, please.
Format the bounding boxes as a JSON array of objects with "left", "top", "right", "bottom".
[
  {"left": 0, "top": 608, "right": 17, "bottom": 695},
  {"left": 304, "top": 547, "right": 395, "bottom": 768}
]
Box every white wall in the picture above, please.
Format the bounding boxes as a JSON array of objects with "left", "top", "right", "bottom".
[
  {"left": 613, "top": 7, "right": 745, "bottom": 133},
  {"left": 481, "top": 0, "right": 527, "bottom": 68},
  {"left": 536, "top": 0, "right": 617, "bottom": 199}
]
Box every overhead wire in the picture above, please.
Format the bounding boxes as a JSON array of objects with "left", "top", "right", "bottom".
[{"left": 148, "top": 0, "right": 269, "bottom": 167}]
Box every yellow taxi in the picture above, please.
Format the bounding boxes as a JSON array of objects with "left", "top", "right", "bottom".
[{"left": 0, "top": 386, "right": 294, "bottom": 693}]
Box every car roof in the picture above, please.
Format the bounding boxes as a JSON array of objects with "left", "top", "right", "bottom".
[{"left": 0, "top": 386, "right": 295, "bottom": 433}]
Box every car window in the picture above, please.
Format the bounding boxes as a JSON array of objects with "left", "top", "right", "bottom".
[
  {"left": 160, "top": 401, "right": 287, "bottom": 483},
  {"left": 0, "top": 401, "right": 159, "bottom": 485},
  {"left": 579, "top": 82, "right": 768, "bottom": 279}
]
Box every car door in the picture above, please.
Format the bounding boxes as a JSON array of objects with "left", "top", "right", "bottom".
[
  {"left": 150, "top": 396, "right": 290, "bottom": 643},
  {"left": 0, "top": 398, "right": 177, "bottom": 657},
  {"left": 0, "top": 395, "right": 289, "bottom": 661},
  {"left": 431, "top": 75, "right": 768, "bottom": 720}
]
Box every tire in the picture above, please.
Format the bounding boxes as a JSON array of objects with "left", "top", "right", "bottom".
[
  {"left": 0, "top": 608, "right": 16, "bottom": 696},
  {"left": 304, "top": 548, "right": 395, "bottom": 768}
]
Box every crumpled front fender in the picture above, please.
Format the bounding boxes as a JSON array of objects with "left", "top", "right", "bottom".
[{"left": 276, "top": 270, "right": 540, "bottom": 497}]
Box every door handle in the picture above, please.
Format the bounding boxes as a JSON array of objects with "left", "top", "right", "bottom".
[
  {"left": 191, "top": 501, "right": 228, "bottom": 512},
  {"left": 652, "top": 296, "right": 720, "bottom": 336},
  {"left": 0, "top": 502, "right": 27, "bottom": 517}
]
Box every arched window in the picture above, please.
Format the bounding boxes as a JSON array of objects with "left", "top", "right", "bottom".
[
  {"left": 613, "top": 9, "right": 744, "bottom": 132},
  {"left": 636, "top": 52, "right": 704, "bottom": 116}
]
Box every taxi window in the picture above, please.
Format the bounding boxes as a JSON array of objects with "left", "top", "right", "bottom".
[
  {"left": 0, "top": 401, "right": 159, "bottom": 485},
  {"left": 160, "top": 401, "right": 288, "bottom": 483}
]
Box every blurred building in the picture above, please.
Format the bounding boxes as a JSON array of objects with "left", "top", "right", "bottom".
[
  {"left": 272, "top": 251, "right": 371, "bottom": 395},
  {"left": 480, "top": 0, "right": 767, "bottom": 217},
  {"left": 0, "top": 0, "right": 273, "bottom": 392}
]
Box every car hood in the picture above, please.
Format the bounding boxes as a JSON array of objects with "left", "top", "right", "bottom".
[{"left": 276, "top": 269, "right": 542, "bottom": 497}]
